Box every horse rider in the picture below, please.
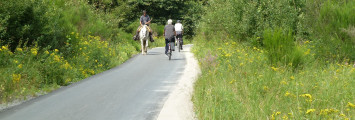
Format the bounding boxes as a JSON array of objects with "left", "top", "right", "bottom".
[
  {"left": 133, "top": 10, "right": 154, "bottom": 42},
  {"left": 174, "top": 20, "right": 184, "bottom": 50},
  {"left": 164, "top": 19, "right": 176, "bottom": 55}
]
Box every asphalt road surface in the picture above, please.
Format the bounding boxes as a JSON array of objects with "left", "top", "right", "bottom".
[{"left": 0, "top": 45, "right": 192, "bottom": 120}]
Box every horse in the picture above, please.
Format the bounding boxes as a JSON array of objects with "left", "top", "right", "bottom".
[{"left": 139, "top": 25, "right": 149, "bottom": 55}]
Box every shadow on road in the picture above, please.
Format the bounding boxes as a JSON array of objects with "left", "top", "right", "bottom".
[
  {"left": 147, "top": 52, "right": 162, "bottom": 55},
  {"left": 171, "top": 58, "right": 185, "bottom": 61}
]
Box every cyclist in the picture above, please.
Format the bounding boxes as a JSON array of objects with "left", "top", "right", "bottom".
[
  {"left": 133, "top": 10, "right": 154, "bottom": 42},
  {"left": 164, "top": 19, "right": 176, "bottom": 56},
  {"left": 175, "top": 20, "right": 184, "bottom": 50}
]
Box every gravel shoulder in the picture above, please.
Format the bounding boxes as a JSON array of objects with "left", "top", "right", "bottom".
[{"left": 157, "top": 44, "right": 201, "bottom": 120}]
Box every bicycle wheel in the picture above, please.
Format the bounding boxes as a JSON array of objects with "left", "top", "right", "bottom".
[
  {"left": 169, "top": 50, "right": 171, "bottom": 60},
  {"left": 168, "top": 44, "right": 172, "bottom": 60},
  {"left": 178, "top": 38, "right": 181, "bottom": 52}
]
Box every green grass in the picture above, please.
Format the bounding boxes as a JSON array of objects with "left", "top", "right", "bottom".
[
  {"left": 192, "top": 35, "right": 355, "bottom": 119},
  {"left": 191, "top": 1, "right": 355, "bottom": 119}
]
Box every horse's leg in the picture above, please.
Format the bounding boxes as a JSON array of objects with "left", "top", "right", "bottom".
[
  {"left": 141, "top": 39, "right": 144, "bottom": 55},
  {"left": 144, "top": 40, "right": 148, "bottom": 54},
  {"left": 146, "top": 39, "right": 149, "bottom": 53}
]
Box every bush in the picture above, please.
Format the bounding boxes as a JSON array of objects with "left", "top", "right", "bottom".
[
  {"left": 263, "top": 28, "right": 304, "bottom": 67},
  {"left": 309, "top": 0, "right": 355, "bottom": 60},
  {"left": 0, "top": 0, "right": 51, "bottom": 50}
]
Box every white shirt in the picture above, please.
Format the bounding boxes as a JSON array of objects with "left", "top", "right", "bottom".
[{"left": 174, "top": 23, "right": 183, "bottom": 32}]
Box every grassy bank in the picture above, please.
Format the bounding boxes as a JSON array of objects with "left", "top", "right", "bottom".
[{"left": 192, "top": 0, "right": 355, "bottom": 119}]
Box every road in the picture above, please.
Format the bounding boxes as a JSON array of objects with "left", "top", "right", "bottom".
[{"left": 0, "top": 45, "right": 192, "bottom": 120}]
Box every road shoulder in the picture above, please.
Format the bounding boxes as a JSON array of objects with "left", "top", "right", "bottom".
[{"left": 157, "top": 44, "right": 201, "bottom": 120}]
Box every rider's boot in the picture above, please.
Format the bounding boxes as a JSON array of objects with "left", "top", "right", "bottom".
[
  {"left": 149, "top": 32, "right": 154, "bottom": 42},
  {"left": 133, "top": 31, "right": 139, "bottom": 40}
]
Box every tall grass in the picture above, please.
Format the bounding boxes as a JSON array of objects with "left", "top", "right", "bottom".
[
  {"left": 192, "top": 37, "right": 355, "bottom": 119},
  {"left": 192, "top": 0, "right": 355, "bottom": 119},
  {"left": 311, "top": 0, "right": 355, "bottom": 60},
  {"left": 263, "top": 28, "right": 305, "bottom": 68}
]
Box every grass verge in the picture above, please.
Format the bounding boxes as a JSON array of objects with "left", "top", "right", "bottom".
[{"left": 192, "top": 36, "right": 355, "bottom": 119}]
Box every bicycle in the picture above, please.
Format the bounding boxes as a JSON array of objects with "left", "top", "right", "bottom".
[
  {"left": 167, "top": 41, "right": 175, "bottom": 60},
  {"left": 176, "top": 37, "right": 181, "bottom": 52}
]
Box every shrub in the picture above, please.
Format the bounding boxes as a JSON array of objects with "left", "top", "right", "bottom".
[
  {"left": 263, "top": 28, "right": 304, "bottom": 67},
  {"left": 310, "top": 0, "right": 355, "bottom": 60}
]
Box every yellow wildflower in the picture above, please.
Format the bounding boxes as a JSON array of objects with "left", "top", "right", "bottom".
[
  {"left": 271, "top": 67, "right": 279, "bottom": 71},
  {"left": 282, "top": 115, "right": 288, "bottom": 120},
  {"left": 288, "top": 112, "right": 293, "bottom": 116},
  {"left": 2, "top": 46, "right": 8, "bottom": 51},
  {"left": 31, "top": 48, "right": 37, "bottom": 56},
  {"left": 225, "top": 53, "right": 232, "bottom": 57},
  {"left": 88, "top": 69, "right": 95, "bottom": 75},
  {"left": 304, "top": 49, "right": 310, "bottom": 55},
  {"left": 347, "top": 102, "right": 355, "bottom": 108},
  {"left": 54, "top": 55, "right": 61, "bottom": 62},
  {"left": 63, "top": 62, "right": 71, "bottom": 70},
  {"left": 280, "top": 81, "right": 287, "bottom": 85},
  {"left": 290, "top": 76, "right": 295, "bottom": 80},
  {"left": 14, "top": 60, "right": 18, "bottom": 64},
  {"left": 263, "top": 86, "right": 269, "bottom": 91},
  {"left": 319, "top": 109, "right": 330, "bottom": 115},
  {"left": 18, "top": 64, "right": 23, "bottom": 69},
  {"left": 16, "top": 48, "right": 23, "bottom": 52},
  {"left": 285, "top": 91, "right": 291, "bottom": 96},
  {"left": 54, "top": 49, "right": 59, "bottom": 52},
  {"left": 276, "top": 111, "right": 281, "bottom": 115},
  {"left": 45, "top": 50, "right": 49, "bottom": 54},
  {"left": 300, "top": 94, "right": 312, "bottom": 99},
  {"left": 300, "top": 94, "right": 313, "bottom": 102},
  {"left": 306, "top": 109, "right": 316, "bottom": 114},
  {"left": 304, "top": 40, "right": 310, "bottom": 44},
  {"left": 12, "top": 74, "right": 21, "bottom": 83},
  {"left": 65, "top": 78, "right": 71, "bottom": 84}
]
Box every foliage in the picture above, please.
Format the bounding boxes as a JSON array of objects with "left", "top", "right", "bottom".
[
  {"left": 115, "top": 0, "right": 205, "bottom": 38},
  {"left": 201, "top": 0, "right": 303, "bottom": 41},
  {"left": 307, "top": 0, "right": 355, "bottom": 60},
  {"left": 0, "top": 0, "right": 51, "bottom": 50}
]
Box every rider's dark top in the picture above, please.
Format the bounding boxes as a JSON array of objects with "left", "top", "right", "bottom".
[
  {"left": 164, "top": 24, "right": 175, "bottom": 40},
  {"left": 140, "top": 15, "right": 150, "bottom": 25}
]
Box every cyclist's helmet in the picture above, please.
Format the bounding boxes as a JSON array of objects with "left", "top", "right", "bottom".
[{"left": 177, "top": 20, "right": 181, "bottom": 23}]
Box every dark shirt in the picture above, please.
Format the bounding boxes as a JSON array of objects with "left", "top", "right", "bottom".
[
  {"left": 164, "top": 24, "right": 175, "bottom": 39},
  {"left": 140, "top": 15, "right": 150, "bottom": 25}
]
